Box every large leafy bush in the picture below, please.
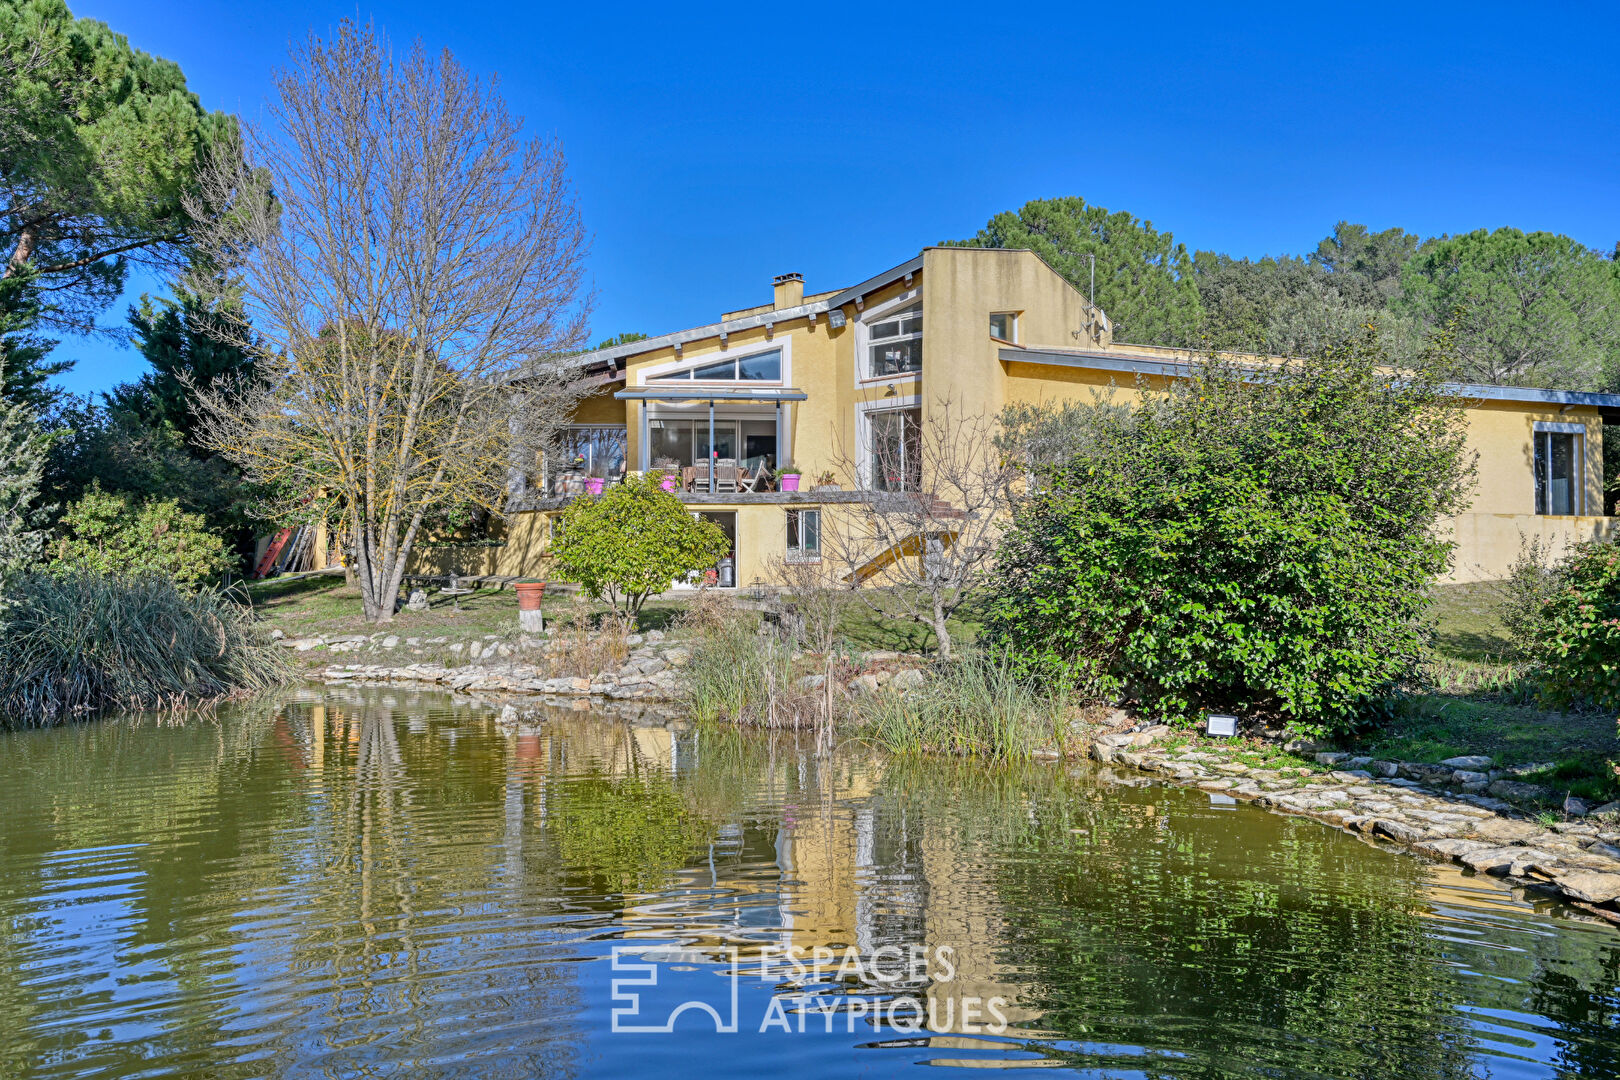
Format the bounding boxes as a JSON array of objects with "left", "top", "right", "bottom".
[
  {"left": 52, "top": 483, "right": 231, "bottom": 587},
  {"left": 548, "top": 474, "right": 730, "bottom": 621},
  {"left": 987, "top": 332, "right": 1474, "bottom": 736},
  {"left": 1524, "top": 540, "right": 1620, "bottom": 711}
]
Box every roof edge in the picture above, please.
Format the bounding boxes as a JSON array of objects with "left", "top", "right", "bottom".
[{"left": 1003, "top": 347, "right": 1620, "bottom": 409}]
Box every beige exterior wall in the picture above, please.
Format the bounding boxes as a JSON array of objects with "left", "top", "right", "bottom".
[{"left": 1444, "top": 513, "right": 1617, "bottom": 583}]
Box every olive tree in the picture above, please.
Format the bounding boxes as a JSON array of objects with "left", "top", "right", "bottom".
[{"left": 184, "top": 21, "right": 590, "bottom": 622}]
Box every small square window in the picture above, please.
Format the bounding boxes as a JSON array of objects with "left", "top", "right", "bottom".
[
  {"left": 989, "top": 312, "right": 1017, "bottom": 342},
  {"left": 787, "top": 509, "right": 821, "bottom": 561}
]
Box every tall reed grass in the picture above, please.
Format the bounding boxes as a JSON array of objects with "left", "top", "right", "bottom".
[
  {"left": 680, "top": 615, "right": 825, "bottom": 728},
  {"left": 854, "top": 651, "right": 1069, "bottom": 761},
  {"left": 0, "top": 571, "right": 292, "bottom": 726}
]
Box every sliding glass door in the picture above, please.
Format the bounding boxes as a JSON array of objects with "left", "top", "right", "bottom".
[{"left": 647, "top": 418, "right": 776, "bottom": 472}]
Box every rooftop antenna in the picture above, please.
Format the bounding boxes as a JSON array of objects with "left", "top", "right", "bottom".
[{"left": 1087, "top": 253, "right": 1096, "bottom": 340}]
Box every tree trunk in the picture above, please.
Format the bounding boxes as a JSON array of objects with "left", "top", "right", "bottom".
[{"left": 932, "top": 593, "right": 953, "bottom": 660}]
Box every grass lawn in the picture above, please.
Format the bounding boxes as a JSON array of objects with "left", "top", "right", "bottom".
[
  {"left": 1353, "top": 582, "right": 1620, "bottom": 805},
  {"left": 248, "top": 571, "right": 987, "bottom": 654}
]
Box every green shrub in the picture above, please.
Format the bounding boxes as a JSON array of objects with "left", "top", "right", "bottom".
[
  {"left": 549, "top": 473, "right": 730, "bottom": 622},
  {"left": 0, "top": 571, "right": 290, "bottom": 726},
  {"left": 1530, "top": 540, "right": 1620, "bottom": 711},
  {"left": 1495, "top": 536, "right": 1561, "bottom": 660},
  {"left": 854, "top": 651, "right": 1067, "bottom": 760},
  {"left": 986, "top": 333, "right": 1475, "bottom": 737},
  {"left": 52, "top": 483, "right": 232, "bottom": 587}
]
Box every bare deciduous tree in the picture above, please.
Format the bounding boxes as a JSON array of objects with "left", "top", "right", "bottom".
[
  {"left": 183, "top": 20, "right": 590, "bottom": 622},
  {"left": 770, "top": 552, "right": 854, "bottom": 657},
  {"left": 826, "top": 398, "right": 1018, "bottom": 659}
]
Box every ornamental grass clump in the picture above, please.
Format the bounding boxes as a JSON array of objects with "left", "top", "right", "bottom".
[
  {"left": 680, "top": 613, "right": 824, "bottom": 728},
  {"left": 855, "top": 651, "right": 1068, "bottom": 761},
  {"left": 986, "top": 329, "right": 1476, "bottom": 737},
  {"left": 0, "top": 571, "right": 291, "bottom": 726}
]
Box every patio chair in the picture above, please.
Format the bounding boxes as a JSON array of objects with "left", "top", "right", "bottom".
[
  {"left": 713, "top": 458, "right": 739, "bottom": 493},
  {"left": 686, "top": 462, "right": 709, "bottom": 491},
  {"left": 739, "top": 466, "right": 772, "bottom": 493}
]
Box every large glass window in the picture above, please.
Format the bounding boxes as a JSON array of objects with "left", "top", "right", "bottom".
[
  {"left": 867, "top": 304, "right": 922, "bottom": 378},
  {"left": 648, "top": 418, "right": 775, "bottom": 471},
  {"left": 549, "top": 426, "right": 627, "bottom": 495},
  {"left": 648, "top": 348, "right": 781, "bottom": 382},
  {"left": 787, "top": 509, "right": 821, "bottom": 562},
  {"left": 1535, "top": 431, "right": 1579, "bottom": 515},
  {"left": 869, "top": 407, "right": 922, "bottom": 492}
]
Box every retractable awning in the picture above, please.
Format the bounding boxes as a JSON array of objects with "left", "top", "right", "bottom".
[{"left": 614, "top": 386, "right": 808, "bottom": 402}]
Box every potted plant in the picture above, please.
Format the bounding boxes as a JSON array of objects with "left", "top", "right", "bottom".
[
  {"left": 513, "top": 577, "right": 546, "bottom": 631},
  {"left": 777, "top": 461, "right": 802, "bottom": 492},
  {"left": 812, "top": 469, "right": 839, "bottom": 492}
]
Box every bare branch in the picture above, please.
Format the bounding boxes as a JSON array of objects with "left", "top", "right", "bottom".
[{"left": 181, "top": 20, "right": 591, "bottom": 623}]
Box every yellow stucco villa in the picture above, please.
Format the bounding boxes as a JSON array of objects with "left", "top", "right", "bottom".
[{"left": 439, "top": 246, "right": 1616, "bottom": 588}]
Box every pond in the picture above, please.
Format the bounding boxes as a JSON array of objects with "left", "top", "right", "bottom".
[{"left": 0, "top": 688, "right": 1616, "bottom": 1079}]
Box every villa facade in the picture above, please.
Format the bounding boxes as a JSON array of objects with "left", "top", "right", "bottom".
[{"left": 432, "top": 246, "right": 1617, "bottom": 588}]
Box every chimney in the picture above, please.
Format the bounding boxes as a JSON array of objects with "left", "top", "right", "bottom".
[{"left": 772, "top": 272, "right": 804, "bottom": 310}]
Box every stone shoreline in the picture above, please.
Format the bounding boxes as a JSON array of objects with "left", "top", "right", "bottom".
[{"left": 1085, "top": 725, "right": 1620, "bottom": 923}]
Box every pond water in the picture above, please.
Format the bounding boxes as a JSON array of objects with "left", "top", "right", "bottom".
[{"left": 0, "top": 689, "right": 1616, "bottom": 1079}]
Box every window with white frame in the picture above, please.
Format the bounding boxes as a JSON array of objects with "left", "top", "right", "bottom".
[
  {"left": 866, "top": 304, "right": 922, "bottom": 379},
  {"left": 869, "top": 406, "right": 922, "bottom": 492},
  {"left": 648, "top": 348, "right": 781, "bottom": 382},
  {"left": 988, "top": 312, "right": 1018, "bottom": 342},
  {"left": 548, "top": 425, "right": 627, "bottom": 495},
  {"left": 1534, "top": 426, "right": 1583, "bottom": 515},
  {"left": 787, "top": 508, "right": 821, "bottom": 561}
]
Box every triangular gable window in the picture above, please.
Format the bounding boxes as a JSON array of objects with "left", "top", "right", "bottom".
[{"left": 648, "top": 348, "right": 781, "bottom": 382}]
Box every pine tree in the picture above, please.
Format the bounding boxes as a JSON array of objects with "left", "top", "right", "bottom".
[
  {"left": 948, "top": 196, "right": 1204, "bottom": 347},
  {"left": 0, "top": 390, "right": 48, "bottom": 586},
  {"left": 1, "top": 0, "right": 240, "bottom": 337}
]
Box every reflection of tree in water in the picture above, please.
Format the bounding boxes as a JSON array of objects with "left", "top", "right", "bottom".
[
  {"left": 548, "top": 768, "right": 713, "bottom": 896},
  {"left": 0, "top": 697, "right": 589, "bottom": 1079},
  {"left": 1523, "top": 927, "right": 1620, "bottom": 1077},
  {"left": 875, "top": 758, "right": 1481, "bottom": 1080}
]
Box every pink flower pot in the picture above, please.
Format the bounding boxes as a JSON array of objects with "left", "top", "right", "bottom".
[
  {"left": 779, "top": 474, "right": 800, "bottom": 492},
  {"left": 585, "top": 477, "right": 605, "bottom": 495}
]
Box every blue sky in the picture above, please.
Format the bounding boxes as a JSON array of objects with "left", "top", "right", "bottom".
[{"left": 53, "top": 0, "right": 1620, "bottom": 397}]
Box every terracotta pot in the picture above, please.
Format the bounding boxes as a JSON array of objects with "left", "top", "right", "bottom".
[
  {"left": 779, "top": 473, "right": 801, "bottom": 492},
  {"left": 515, "top": 581, "right": 546, "bottom": 611}
]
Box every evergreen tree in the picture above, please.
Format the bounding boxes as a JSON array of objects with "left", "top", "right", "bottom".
[
  {"left": 0, "top": 276, "right": 69, "bottom": 409},
  {"left": 948, "top": 196, "right": 1204, "bottom": 346},
  {"left": 0, "top": 390, "right": 48, "bottom": 583},
  {"left": 1400, "top": 228, "right": 1620, "bottom": 388},
  {"left": 110, "top": 284, "right": 257, "bottom": 443},
  {"left": 0, "top": 0, "right": 240, "bottom": 340}
]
